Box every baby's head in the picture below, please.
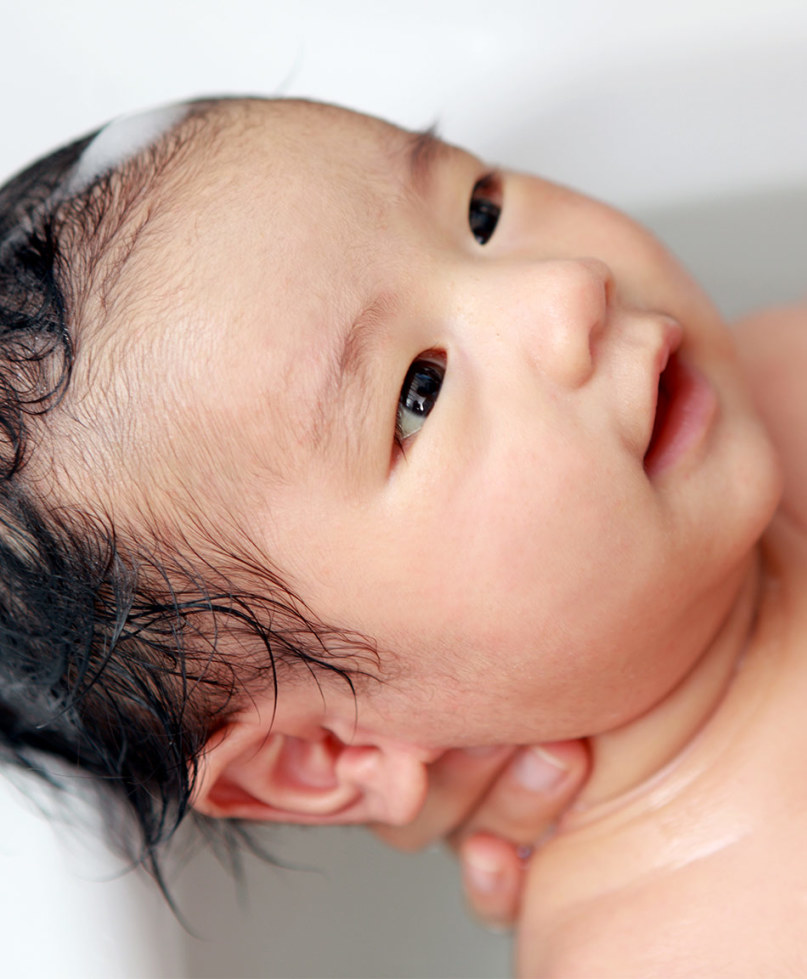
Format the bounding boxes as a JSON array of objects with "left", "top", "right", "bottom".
[{"left": 0, "top": 97, "right": 779, "bottom": 848}]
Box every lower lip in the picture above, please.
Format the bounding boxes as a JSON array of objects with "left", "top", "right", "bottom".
[{"left": 643, "top": 354, "right": 718, "bottom": 478}]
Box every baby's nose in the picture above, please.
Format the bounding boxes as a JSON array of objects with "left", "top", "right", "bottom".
[{"left": 517, "top": 257, "right": 610, "bottom": 389}]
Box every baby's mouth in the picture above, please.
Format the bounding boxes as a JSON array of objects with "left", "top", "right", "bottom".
[
  {"left": 643, "top": 350, "right": 716, "bottom": 477},
  {"left": 646, "top": 360, "right": 673, "bottom": 450},
  {"left": 643, "top": 353, "right": 680, "bottom": 473}
]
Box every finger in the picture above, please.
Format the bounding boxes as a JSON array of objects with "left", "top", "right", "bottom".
[
  {"left": 450, "top": 740, "right": 589, "bottom": 849},
  {"left": 460, "top": 833, "right": 525, "bottom": 928},
  {"left": 372, "top": 745, "right": 516, "bottom": 851}
]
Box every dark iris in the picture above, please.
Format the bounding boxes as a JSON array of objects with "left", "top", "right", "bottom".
[
  {"left": 402, "top": 362, "right": 442, "bottom": 417},
  {"left": 396, "top": 358, "right": 445, "bottom": 442},
  {"left": 469, "top": 178, "right": 501, "bottom": 245}
]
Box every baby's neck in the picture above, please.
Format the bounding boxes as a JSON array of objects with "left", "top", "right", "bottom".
[
  {"left": 573, "top": 548, "right": 765, "bottom": 812},
  {"left": 519, "top": 524, "right": 807, "bottom": 977}
]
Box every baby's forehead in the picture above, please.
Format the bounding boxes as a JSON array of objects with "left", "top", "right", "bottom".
[
  {"left": 69, "top": 100, "right": 438, "bottom": 515},
  {"left": 168, "top": 99, "right": 425, "bottom": 211}
]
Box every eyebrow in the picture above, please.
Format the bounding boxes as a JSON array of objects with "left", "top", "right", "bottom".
[
  {"left": 312, "top": 293, "right": 399, "bottom": 453},
  {"left": 311, "top": 127, "right": 448, "bottom": 458},
  {"left": 405, "top": 124, "right": 446, "bottom": 196}
]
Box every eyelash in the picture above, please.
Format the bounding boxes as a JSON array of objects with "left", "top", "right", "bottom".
[
  {"left": 394, "top": 354, "right": 446, "bottom": 453},
  {"left": 468, "top": 173, "right": 502, "bottom": 245}
]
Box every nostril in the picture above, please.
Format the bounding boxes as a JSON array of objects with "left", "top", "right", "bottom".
[
  {"left": 566, "top": 258, "right": 611, "bottom": 350},
  {"left": 527, "top": 259, "right": 608, "bottom": 390},
  {"left": 577, "top": 257, "right": 614, "bottom": 304}
]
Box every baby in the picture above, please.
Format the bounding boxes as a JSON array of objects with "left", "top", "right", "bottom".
[{"left": 0, "top": 95, "right": 801, "bottom": 974}]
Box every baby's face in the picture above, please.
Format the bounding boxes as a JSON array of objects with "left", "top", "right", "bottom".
[{"left": 91, "top": 100, "right": 779, "bottom": 749}]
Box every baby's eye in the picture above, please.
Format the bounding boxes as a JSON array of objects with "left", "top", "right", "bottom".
[
  {"left": 395, "top": 356, "right": 445, "bottom": 444},
  {"left": 468, "top": 174, "right": 501, "bottom": 245}
]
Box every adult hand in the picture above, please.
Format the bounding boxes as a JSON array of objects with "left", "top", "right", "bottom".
[{"left": 374, "top": 739, "right": 589, "bottom": 928}]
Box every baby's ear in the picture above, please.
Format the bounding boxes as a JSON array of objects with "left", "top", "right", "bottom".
[{"left": 192, "top": 719, "right": 431, "bottom": 826}]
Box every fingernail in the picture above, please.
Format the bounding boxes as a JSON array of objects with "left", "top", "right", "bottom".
[
  {"left": 463, "top": 849, "right": 502, "bottom": 895},
  {"left": 512, "top": 747, "right": 568, "bottom": 792}
]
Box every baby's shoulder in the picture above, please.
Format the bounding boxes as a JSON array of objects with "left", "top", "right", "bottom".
[{"left": 734, "top": 303, "right": 807, "bottom": 534}]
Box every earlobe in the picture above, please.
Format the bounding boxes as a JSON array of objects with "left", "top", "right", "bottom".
[{"left": 192, "top": 720, "right": 432, "bottom": 827}]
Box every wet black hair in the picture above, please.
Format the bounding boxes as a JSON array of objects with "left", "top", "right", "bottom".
[{"left": 0, "top": 105, "right": 374, "bottom": 891}]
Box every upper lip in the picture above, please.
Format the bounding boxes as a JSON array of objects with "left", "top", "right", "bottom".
[
  {"left": 655, "top": 316, "right": 683, "bottom": 376},
  {"left": 644, "top": 316, "right": 684, "bottom": 456}
]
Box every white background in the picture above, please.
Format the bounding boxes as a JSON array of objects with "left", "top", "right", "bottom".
[
  {"left": 4, "top": 0, "right": 807, "bottom": 209},
  {"left": 1, "top": 2, "right": 807, "bottom": 976}
]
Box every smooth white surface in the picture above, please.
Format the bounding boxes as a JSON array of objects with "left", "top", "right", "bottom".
[
  {"left": 3, "top": 1, "right": 807, "bottom": 209},
  {"left": 66, "top": 103, "right": 190, "bottom": 195},
  {"left": 0, "top": 2, "right": 806, "bottom": 977},
  {"left": 0, "top": 767, "right": 185, "bottom": 978}
]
